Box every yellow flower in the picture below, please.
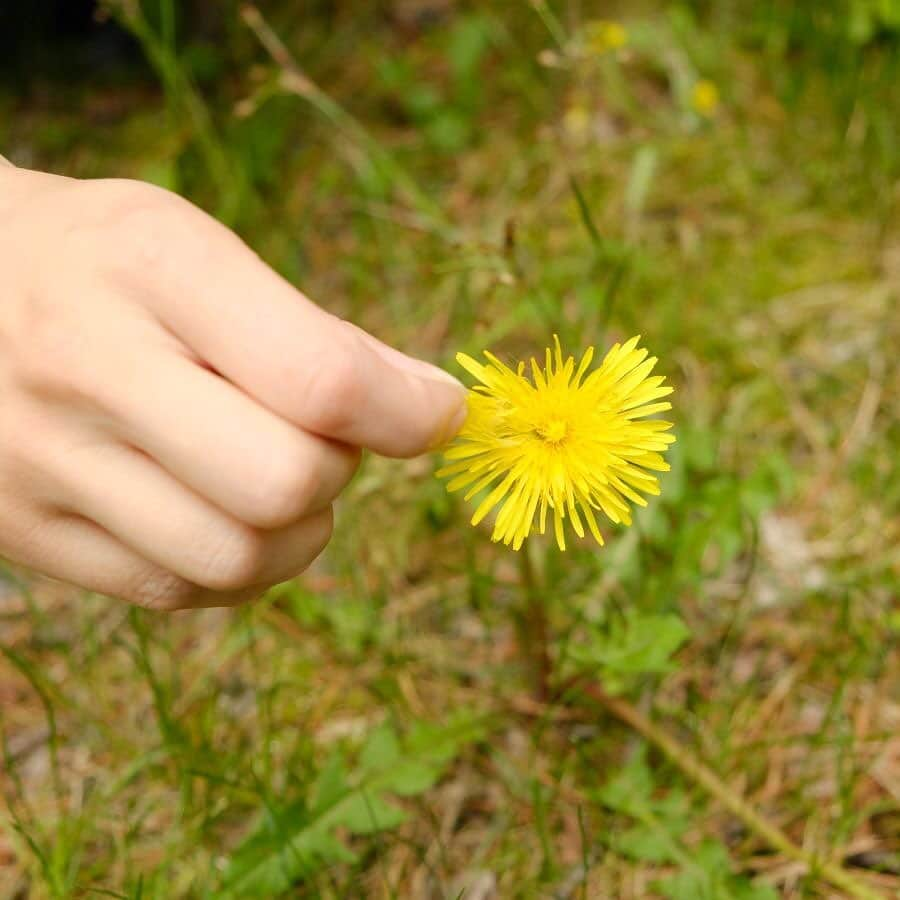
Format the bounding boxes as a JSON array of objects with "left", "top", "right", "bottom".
[
  {"left": 584, "top": 20, "right": 628, "bottom": 54},
  {"left": 691, "top": 79, "right": 720, "bottom": 116},
  {"left": 438, "top": 336, "right": 675, "bottom": 551}
]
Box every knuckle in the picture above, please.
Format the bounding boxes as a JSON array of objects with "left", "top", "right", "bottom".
[
  {"left": 113, "top": 194, "right": 190, "bottom": 272},
  {"left": 301, "top": 348, "right": 363, "bottom": 436},
  {"left": 100, "top": 178, "right": 186, "bottom": 218},
  {"left": 194, "top": 524, "right": 268, "bottom": 592},
  {"left": 12, "top": 296, "right": 96, "bottom": 402},
  {"left": 92, "top": 180, "right": 235, "bottom": 281},
  {"left": 247, "top": 445, "right": 317, "bottom": 528}
]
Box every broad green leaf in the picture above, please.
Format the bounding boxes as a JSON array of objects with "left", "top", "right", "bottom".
[
  {"left": 618, "top": 824, "right": 678, "bottom": 863},
  {"left": 340, "top": 790, "right": 407, "bottom": 835},
  {"left": 568, "top": 613, "right": 690, "bottom": 690},
  {"left": 218, "top": 802, "right": 356, "bottom": 897},
  {"left": 217, "top": 713, "right": 485, "bottom": 895},
  {"left": 309, "top": 751, "right": 348, "bottom": 812},
  {"left": 358, "top": 724, "right": 401, "bottom": 773}
]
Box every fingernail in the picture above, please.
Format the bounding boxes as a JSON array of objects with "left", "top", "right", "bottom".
[
  {"left": 409, "top": 359, "right": 466, "bottom": 388},
  {"left": 428, "top": 399, "right": 468, "bottom": 450},
  {"left": 386, "top": 348, "right": 463, "bottom": 387},
  {"left": 384, "top": 347, "right": 465, "bottom": 390},
  {"left": 349, "top": 324, "right": 465, "bottom": 389}
]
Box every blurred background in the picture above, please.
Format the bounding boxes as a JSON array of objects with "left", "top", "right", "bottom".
[{"left": 1, "top": 2, "right": 898, "bottom": 897}]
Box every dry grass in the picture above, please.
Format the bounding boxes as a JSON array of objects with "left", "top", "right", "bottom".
[{"left": 2, "top": 3, "right": 899, "bottom": 898}]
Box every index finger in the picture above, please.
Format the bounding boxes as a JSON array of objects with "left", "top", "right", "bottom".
[{"left": 104, "top": 183, "right": 467, "bottom": 457}]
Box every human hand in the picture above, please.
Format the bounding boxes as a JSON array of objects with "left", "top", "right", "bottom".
[{"left": 0, "top": 165, "right": 465, "bottom": 610}]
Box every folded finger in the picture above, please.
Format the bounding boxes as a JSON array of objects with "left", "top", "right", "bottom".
[
  {"left": 0, "top": 507, "right": 260, "bottom": 610},
  {"left": 102, "top": 344, "right": 359, "bottom": 528},
  {"left": 43, "top": 441, "right": 334, "bottom": 592}
]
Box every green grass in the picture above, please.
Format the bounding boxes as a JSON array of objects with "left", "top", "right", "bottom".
[{"left": 1, "top": 2, "right": 899, "bottom": 897}]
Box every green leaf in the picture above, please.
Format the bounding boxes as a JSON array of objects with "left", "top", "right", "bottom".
[
  {"left": 618, "top": 824, "right": 678, "bottom": 863},
  {"left": 358, "top": 724, "right": 401, "bottom": 772},
  {"left": 309, "top": 751, "right": 348, "bottom": 812},
  {"left": 655, "top": 841, "right": 778, "bottom": 900},
  {"left": 217, "top": 713, "right": 486, "bottom": 895},
  {"left": 567, "top": 613, "right": 690, "bottom": 692},
  {"left": 613, "top": 791, "right": 690, "bottom": 863},
  {"left": 597, "top": 750, "right": 655, "bottom": 815},
  {"left": 217, "top": 800, "right": 356, "bottom": 897},
  {"left": 339, "top": 791, "right": 407, "bottom": 835},
  {"left": 380, "top": 760, "right": 442, "bottom": 796},
  {"left": 602, "top": 614, "right": 691, "bottom": 674}
]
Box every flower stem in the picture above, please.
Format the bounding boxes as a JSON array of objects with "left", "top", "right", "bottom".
[
  {"left": 576, "top": 681, "right": 885, "bottom": 900},
  {"left": 517, "top": 543, "right": 551, "bottom": 701}
]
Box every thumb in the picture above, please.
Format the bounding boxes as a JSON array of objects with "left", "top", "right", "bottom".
[{"left": 304, "top": 322, "right": 468, "bottom": 458}]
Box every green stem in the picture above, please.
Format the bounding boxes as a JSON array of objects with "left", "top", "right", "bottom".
[
  {"left": 529, "top": 0, "right": 569, "bottom": 53},
  {"left": 518, "top": 543, "right": 551, "bottom": 701},
  {"left": 578, "top": 682, "right": 885, "bottom": 900}
]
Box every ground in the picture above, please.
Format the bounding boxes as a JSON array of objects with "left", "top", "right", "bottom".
[{"left": 1, "top": 2, "right": 898, "bottom": 898}]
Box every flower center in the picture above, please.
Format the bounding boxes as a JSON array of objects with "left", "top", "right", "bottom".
[{"left": 537, "top": 418, "right": 568, "bottom": 444}]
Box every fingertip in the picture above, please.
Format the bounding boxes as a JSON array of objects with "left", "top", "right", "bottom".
[
  {"left": 339, "top": 322, "right": 471, "bottom": 456},
  {"left": 388, "top": 370, "right": 468, "bottom": 457},
  {"left": 427, "top": 397, "right": 468, "bottom": 451}
]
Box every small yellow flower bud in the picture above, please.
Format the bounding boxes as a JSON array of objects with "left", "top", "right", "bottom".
[
  {"left": 691, "top": 79, "right": 720, "bottom": 117},
  {"left": 584, "top": 20, "right": 628, "bottom": 54}
]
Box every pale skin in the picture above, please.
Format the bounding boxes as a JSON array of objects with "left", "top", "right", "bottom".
[{"left": 0, "top": 161, "right": 467, "bottom": 610}]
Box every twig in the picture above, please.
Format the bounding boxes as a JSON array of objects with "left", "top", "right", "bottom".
[{"left": 576, "top": 681, "right": 886, "bottom": 900}]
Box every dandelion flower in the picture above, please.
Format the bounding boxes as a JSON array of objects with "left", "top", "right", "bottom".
[
  {"left": 691, "top": 79, "right": 720, "bottom": 116},
  {"left": 437, "top": 336, "right": 675, "bottom": 551}
]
